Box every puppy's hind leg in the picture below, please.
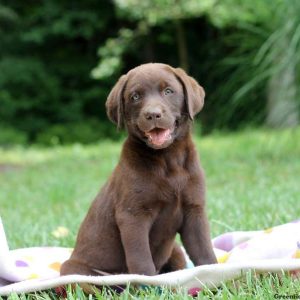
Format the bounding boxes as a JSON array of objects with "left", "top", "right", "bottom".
[
  {"left": 60, "top": 259, "right": 108, "bottom": 294},
  {"left": 60, "top": 259, "right": 99, "bottom": 276},
  {"left": 159, "top": 243, "right": 186, "bottom": 274}
]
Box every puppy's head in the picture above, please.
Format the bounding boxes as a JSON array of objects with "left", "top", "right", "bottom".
[{"left": 106, "top": 63, "right": 205, "bottom": 149}]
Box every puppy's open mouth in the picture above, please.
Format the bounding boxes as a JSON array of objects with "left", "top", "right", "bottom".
[{"left": 145, "top": 128, "right": 173, "bottom": 146}]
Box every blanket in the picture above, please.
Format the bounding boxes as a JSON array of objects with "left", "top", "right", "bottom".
[{"left": 0, "top": 217, "right": 299, "bottom": 296}]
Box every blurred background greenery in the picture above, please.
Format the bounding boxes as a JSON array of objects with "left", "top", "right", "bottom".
[{"left": 0, "top": 0, "right": 299, "bottom": 145}]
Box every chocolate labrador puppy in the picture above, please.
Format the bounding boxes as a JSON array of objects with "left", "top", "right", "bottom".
[{"left": 60, "top": 63, "right": 217, "bottom": 277}]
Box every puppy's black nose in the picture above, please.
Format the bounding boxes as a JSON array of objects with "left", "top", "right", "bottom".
[{"left": 144, "top": 108, "right": 162, "bottom": 121}]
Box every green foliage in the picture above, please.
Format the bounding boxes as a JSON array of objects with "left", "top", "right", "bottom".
[
  {"left": 1, "top": 0, "right": 300, "bottom": 144},
  {"left": 0, "top": 57, "right": 61, "bottom": 134},
  {"left": 0, "top": 1, "right": 116, "bottom": 143},
  {"left": 93, "top": 0, "right": 294, "bottom": 133},
  {"left": 206, "top": 0, "right": 274, "bottom": 28},
  {"left": 0, "top": 4, "right": 18, "bottom": 31},
  {"left": 202, "top": 24, "right": 268, "bottom": 131},
  {"left": 35, "top": 120, "right": 124, "bottom": 146},
  {"left": 187, "top": 0, "right": 300, "bottom": 129},
  {"left": 0, "top": 125, "right": 27, "bottom": 145},
  {"left": 93, "top": 0, "right": 212, "bottom": 80},
  {"left": 114, "top": 0, "right": 211, "bottom": 24},
  {"left": 114, "top": 0, "right": 274, "bottom": 27},
  {"left": 92, "top": 28, "right": 135, "bottom": 79}
]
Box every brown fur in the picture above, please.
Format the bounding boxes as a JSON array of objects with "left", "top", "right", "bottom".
[{"left": 60, "top": 63, "right": 217, "bottom": 277}]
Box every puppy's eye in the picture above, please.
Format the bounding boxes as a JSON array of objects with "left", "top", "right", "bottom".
[
  {"left": 131, "top": 93, "right": 140, "bottom": 102},
  {"left": 164, "top": 88, "right": 174, "bottom": 95}
]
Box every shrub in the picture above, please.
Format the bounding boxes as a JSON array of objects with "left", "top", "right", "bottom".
[
  {"left": 35, "top": 120, "right": 124, "bottom": 145},
  {"left": 0, "top": 125, "right": 28, "bottom": 146}
]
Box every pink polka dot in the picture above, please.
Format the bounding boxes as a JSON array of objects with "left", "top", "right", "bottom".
[
  {"left": 291, "top": 219, "right": 300, "bottom": 223},
  {"left": 15, "top": 260, "right": 29, "bottom": 267},
  {"left": 213, "top": 234, "right": 234, "bottom": 251},
  {"left": 188, "top": 287, "right": 202, "bottom": 297}
]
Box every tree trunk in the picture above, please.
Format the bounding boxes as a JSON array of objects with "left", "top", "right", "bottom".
[
  {"left": 175, "top": 19, "right": 189, "bottom": 72},
  {"left": 144, "top": 28, "right": 155, "bottom": 62},
  {"left": 266, "top": 57, "right": 299, "bottom": 128},
  {"left": 266, "top": 3, "right": 299, "bottom": 128}
]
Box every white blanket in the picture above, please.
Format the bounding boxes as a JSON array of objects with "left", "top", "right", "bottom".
[{"left": 0, "top": 217, "right": 299, "bottom": 296}]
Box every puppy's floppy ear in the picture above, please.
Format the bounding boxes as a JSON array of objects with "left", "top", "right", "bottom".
[
  {"left": 172, "top": 68, "right": 205, "bottom": 120},
  {"left": 106, "top": 75, "right": 128, "bottom": 129}
]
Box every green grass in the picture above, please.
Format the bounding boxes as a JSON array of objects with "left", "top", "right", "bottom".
[{"left": 0, "top": 128, "right": 300, "bottom": 299}]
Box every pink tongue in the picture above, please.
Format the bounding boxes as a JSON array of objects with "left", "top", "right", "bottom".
[{"left": 148, "top": 129, "right": 170, "bottom": 146}]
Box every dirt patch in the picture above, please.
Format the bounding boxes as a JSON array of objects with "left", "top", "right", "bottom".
[{"left": 0, "top": 163, "right": 22, "bottom": 172}]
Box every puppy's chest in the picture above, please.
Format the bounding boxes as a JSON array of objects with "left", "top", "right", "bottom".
[
  {"left": 133, "top": 157, "right": 193, "bottom": 217},
  {"left": 155, "top": 161, "right": 190, "bottom": 201}
]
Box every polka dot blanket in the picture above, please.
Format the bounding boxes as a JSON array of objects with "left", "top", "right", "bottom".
[{"left": 0, "top": 217, "right": 299, "bottom": 296}]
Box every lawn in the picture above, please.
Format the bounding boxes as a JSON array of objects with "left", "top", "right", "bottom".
[{"left": 0, "top": 128, "right": 300, "bottom": 299}]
